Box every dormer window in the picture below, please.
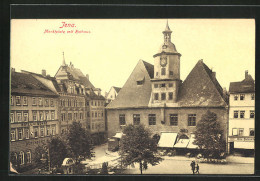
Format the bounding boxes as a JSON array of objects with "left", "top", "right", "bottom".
[
  {"left": 240, "top": 94, "right": 245, "bottom": 100},
  {"left": 137, "top": 80, "right": 143, "bottom": 85},
  {"left": 136, "top": 77, "right": 145, "bottom": 85},
  {"left": 234, "top": 95, "right": 238, "bottom": 101}
]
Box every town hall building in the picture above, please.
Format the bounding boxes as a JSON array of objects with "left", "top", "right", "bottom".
[{"left": 106, "top": 22, "right": 229, "bottom": 152}]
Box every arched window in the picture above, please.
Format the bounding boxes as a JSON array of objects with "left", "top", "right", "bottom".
[
  {"left": 10, "top": 152, "right": 18, "bottom": 166},
  {"left": 152, "top": 134, "right": 160, "bottom": 144},
  {"left": 19, "top": 151, "right": 24, "bottom": 165},
  {"left": 179, "top": 134, "right": 189, "bottom": 139},
  {"left": 27, "top": 151, "right": 32, "bottom": 163}
]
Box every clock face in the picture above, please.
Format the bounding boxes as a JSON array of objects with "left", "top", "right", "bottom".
[{"left": 160, "top": 56, "right": 167, "bottom": 67}]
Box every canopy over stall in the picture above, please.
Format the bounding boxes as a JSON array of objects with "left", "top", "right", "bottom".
[
  {"left": 113, "top": 132, "right": 123, "bottom": 139},
  {"left": 234, "top": 141, "right": 254, "bottom": 149},
  {"left": 187, "top": 134, "right": 199, "bottom": 149},
  {"left": 158, "top": 132, "right": 178, "bottom": 148},
  {"left": 174, "top": 139, "right": 190, "bottom": 148}
]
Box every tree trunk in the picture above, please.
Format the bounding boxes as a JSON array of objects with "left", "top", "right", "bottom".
[{"left": 140, "top": 161, "right": 143, "bottom": 175}]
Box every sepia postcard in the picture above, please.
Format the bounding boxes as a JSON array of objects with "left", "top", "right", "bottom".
[{"left": 9, "top": 18, "right": 255, "bottom": 175}]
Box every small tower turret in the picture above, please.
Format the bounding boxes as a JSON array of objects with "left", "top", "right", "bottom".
[
  {"left": 62, "top": 52, "right": 66, "bottom": 66},
  {"left": 149, "top": 20, "right": 182, "bottom": 107}
]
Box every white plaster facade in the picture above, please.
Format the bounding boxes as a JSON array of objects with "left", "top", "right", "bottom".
[{"left": 228, "top": 72, "right": 255, "bottom": 153}]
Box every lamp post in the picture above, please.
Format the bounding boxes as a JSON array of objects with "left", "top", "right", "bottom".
[
  {"left": 47, "top": 146, "right": 51, "bottom": 172},
  {"left": 41, "top": 145, "right": 51, "bottom": 173}
]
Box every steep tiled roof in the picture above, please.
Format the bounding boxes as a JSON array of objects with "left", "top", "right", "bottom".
[
  {"left": 229, "top": 75, "right": 255, "bottom": 93},
  {"left": 143, "top": 61, "right": 154, "bottom": 79},
  {"left": 107, "top": 59, "right": 227, "bottom": 109},
  {"left": 11, "top": 72, "right": 58, "bottom": 96},
  {"left": 79, "top": 76, "right": 95, "bottom": 89},
  {"left": 113, "top": 86, "right": 121, "bottom": 93},
  {"left": 106, "top": 60, "right": 153, "bottom": 109},
  {"left": 21, "top": 70, "right": 61, "bottom": 92},
  {"left": 86, "top": 91, "right": 105, "bottom": 100},
  {"left": 55, "top": 64, "right": 95, "bottom": 89},
  {"left": 178, "top": 60, "right": 227, "bottom": 107}
]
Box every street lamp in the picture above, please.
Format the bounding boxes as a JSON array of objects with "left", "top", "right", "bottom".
[{"left": 41, "top": 146, "right": 51, "bottom": 173}]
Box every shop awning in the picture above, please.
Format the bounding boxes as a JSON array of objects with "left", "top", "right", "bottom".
[
  {"left": 108, "top": 138, "right": 116, "bottom": 142},
  {"left": 174, "top": 139, "right": 190, "bottom": 148},
  {"left": 187, "top": 138, "right": 199, "bottom": 149},
  {"left": 234, "top": 141, "right": 254, "bottom": 149},
  {"left": 158, "top": 132, "right": 177, "bottom": 148},
  {"left": 113, "top": 132, "right": 123, "bottom": 139}
]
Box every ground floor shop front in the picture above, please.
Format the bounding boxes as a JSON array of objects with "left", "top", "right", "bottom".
[{"left": 228, "top": 136, "right": 254, "bottom": 157}]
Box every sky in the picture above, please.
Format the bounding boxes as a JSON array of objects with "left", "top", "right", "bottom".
[{"left": 11, "top": 19, "right": 255, "bottom": 95}]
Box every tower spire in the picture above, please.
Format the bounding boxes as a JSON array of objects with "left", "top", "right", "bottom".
[
  {"left": 163, "top": 20, "right": 172, "bottom": 43},
  {"left": 165, "top": 19, "right": 171, "bottom": 31},
  {"left": 62, "top": 51, "right": 66, "bottom": 66}
]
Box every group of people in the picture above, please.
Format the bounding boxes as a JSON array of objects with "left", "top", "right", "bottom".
[{"left": 190, "top": 161, "right": 199, "bottom": 174}]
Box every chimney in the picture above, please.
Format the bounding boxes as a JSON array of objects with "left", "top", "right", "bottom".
[
  {"left": 245, "top": 70, "right": 248, "bottom": 79},
  {"left": 42, "top": 69, "right": 46, "bottom": 76},
  {"left": 86, "top": 74, "right": 89, "bottom": 80},
  {"left": 69, "top": 62, "right": 74, "bottom": 68},
  {"left": 212, "top": 72, "right": 216, "bottom": 79},
  {"left": 223, "top": 87, "right": 227, "bottom": 94}
]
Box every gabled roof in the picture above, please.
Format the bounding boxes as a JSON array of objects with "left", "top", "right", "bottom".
[
  {"left": 229, "top": 74, "right": 255, "bottom": 93},
  {"left": 143, "top": 61, "right": 154, "bottom": 78},
  {"left": 79, "top": 76, "right": 95, "bottom": 89},
  {"left": 178, "top": 60, "right": 227, "bottom": 107},
  {"left": 86, "top": 91, "right": 105, "bottom": 100},
  {"left": 106, "top": 60, "right": 153, "bottom": 109},
  {"left": 11, "top": 72, "right": 58, "bottom": 97},
  {"left": 21, "top": 70, "right": 61, "bottom": 93},
  {"left": 107, "top": 59, "right": 227, "bottom": 109},
  {"left": 113, "top": 86, "right": 121, "bottom": 93},
  {"left": 55, "top": 64, "right": 95, "bottom": 89}
]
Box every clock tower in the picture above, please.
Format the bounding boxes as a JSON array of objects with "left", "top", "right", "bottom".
[{"left": 149, "top": 21, "right": 182, "bottom": 106}]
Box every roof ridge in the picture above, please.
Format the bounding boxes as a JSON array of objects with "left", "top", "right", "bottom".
[
  {"left": 141, "top": 59, "right": 154, "bottom": 78},
  {"left": 197, "top": 61, "right": 227, "bottom": 106},
  {"left": 106, "top": 59, "right": 152, "bottom": 109},
  {"left": 29, "top": 73, "right": 59, "bottom": 95},
  {"left": 11, "top": 72, "right": 58, "bottom": 96}
]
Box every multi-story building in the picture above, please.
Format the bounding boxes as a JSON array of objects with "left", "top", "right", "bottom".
[
  {"left": 54, "top": 64, "right": 86, "bottom": 135},
  {"left": 86, "top": 89, "right": 106, "bottom": 144},
  {"left": 105, "top": 86, "right": 121, "bottom": 104},
  {"left": 10, "top": 70, "right": 59, "bottom": 172},
  {"left": 22, "top": 54, "right": 106, "bottom": 145},
  {"left": 228, "top": 71, "right": 255, "bottom": 155},
  {"left": 106, "top": 22, "right": 229, "bottom": 152},
  {"left": 54, "top": 55, "right": 106, "bottom": 144}
]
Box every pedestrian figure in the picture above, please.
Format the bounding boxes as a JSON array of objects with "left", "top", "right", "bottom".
[
  {"left": 195, "top": 163, "right": 199, "bottom": 174},
  {"left": 190, "top": 161, "right": 195, "bottom": 174}
]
